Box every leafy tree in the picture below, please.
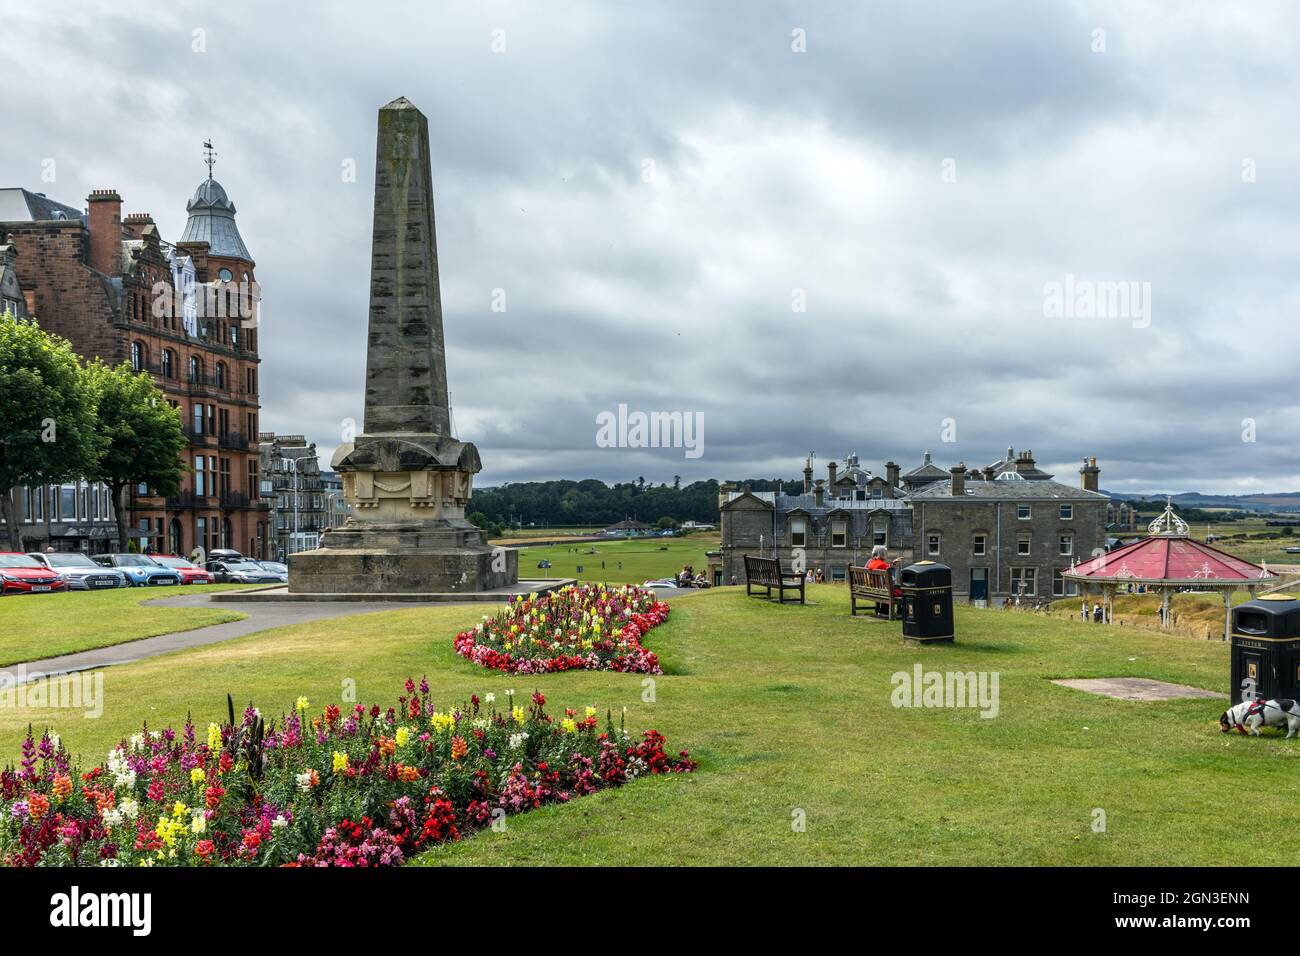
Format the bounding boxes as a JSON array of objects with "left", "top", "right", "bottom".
[
  {"left": 656, "top": 516, "right": 679, "bottom": 530},
  {"left": 0, "top": 312, "right": 100, "bottom": 551},
  {"left": 468, "top": 511, "right": 488, "bottom": 529},
  {"left": 83, "top": 360, "right": 187, "bottom": 551}
]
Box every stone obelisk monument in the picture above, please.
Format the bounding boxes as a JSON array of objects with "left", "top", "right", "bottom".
[{"left": 290, "top": 96, "right": 518, "bottom": 594}]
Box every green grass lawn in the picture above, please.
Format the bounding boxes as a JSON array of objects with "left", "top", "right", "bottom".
[
  {"left": 0, "top": 585, "right": 246, "bottom": 666},
  {"left": 515, "top": 535, "right": 716, "bottom": 585},
  {"left": 1, "top": 582, "right": 1290, "bottom": 865}
]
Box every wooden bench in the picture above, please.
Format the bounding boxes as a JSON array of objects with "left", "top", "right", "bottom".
[
  {"left": 743, "top": 554, "right": 806, "bottom": 604},
  {"left": 849, "top": 566, "right": 900, "bottom": 619}
]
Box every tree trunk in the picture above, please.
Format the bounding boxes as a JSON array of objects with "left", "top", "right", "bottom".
[
  {"left": 1, "top": 486, "right": 23, "bottom": 552},
  {"left": 113, "top": 483, "right": 130, "bottom": 552}
]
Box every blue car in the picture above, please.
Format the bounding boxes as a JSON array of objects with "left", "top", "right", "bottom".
[{"left": 91, "top": 554, "right": 181, "bottom": 587}]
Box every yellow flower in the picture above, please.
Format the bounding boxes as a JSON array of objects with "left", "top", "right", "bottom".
[
  {"left": 332, "top": 751, "right": 348, "bottom": 773},
  {"left": 207, "top": 722, "right": 221, "bottom": 751},
  {"left": 191, "top": 812, "right": 206, "bottom": 835},
  {"left": 429, "top": 712, "right": 454, "bottom": 734},
  {"left": 512, "top": 706, "right": 526, "bottom": 725},
  {"left": 171, "top": 801, "right": 187, "bottom": 818},
  {"left": 585, "top": 706, "right": 596, "bottom": 719},
  {"left": 561, "top": 718, "right": 577, "bottom": 734},
  {"left": 395, "top": 726, "right": 410, "bottom": 747},
  {"left": 190, "top": 767, "right": 205, "bottom": 785},
  {"left": 295, "top": 696, "right": 310, "bottom": 712}
]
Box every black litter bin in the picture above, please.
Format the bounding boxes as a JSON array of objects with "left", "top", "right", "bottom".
[
  {"left": 1230, "top": 594, "right": 1300, "bottom": 704},
  {"left": 900, "top": 561, "right": 954, "bottom": 644}
]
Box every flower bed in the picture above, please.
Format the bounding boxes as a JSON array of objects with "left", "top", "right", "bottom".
[
  {"left": 454, "top": 584, "right": 670, "bottom": 675},
  {"left": 0, "top": 683, "right": 694, "bottom": 867}
]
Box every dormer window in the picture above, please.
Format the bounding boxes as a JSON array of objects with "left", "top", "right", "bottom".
[{"left": 790, "top": 518, "right": 807, "bottom": 547}]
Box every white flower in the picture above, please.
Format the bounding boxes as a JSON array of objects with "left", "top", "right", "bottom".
[
  {"left": 48, "top": 732, "right": 60, "bottom": 751},
  {"left": 272, "top": 814, "right": 287, "bottom": 830},
  {"left": 508, "top": 732, "right": 530, "bottom": 749},
  {"left": 118, "top": 798, "right": 139, "bottom": 820},
  {"left": 485, "top": 693, "right": 496, "bottom": 704},
  {"left": 191, "top": 812, "right": 206, "bottom": 834},
  {"left": 101, "top": 808, "right": 123, "bottom": 828},
  {"left": 295, "top": 771, "right": 314, "bottom": 793},
  {"left": 129, "top": 733, "right": 144, "bottom": 752}
]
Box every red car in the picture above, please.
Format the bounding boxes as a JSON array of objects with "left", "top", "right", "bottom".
[
  {"left": 0, "top": 553, "right": 68, "bottom": 595},
  {"left": 149, "top": 555, "right": 216, "bottom": 585}
]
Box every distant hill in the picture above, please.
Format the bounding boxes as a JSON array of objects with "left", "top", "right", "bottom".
[{"left": 1102, "top": 490, "right": 1300, "bottom": 513}]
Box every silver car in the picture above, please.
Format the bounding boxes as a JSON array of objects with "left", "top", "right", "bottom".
[{"left": 27, "top": 552, "right": 127, "bottom": 590}]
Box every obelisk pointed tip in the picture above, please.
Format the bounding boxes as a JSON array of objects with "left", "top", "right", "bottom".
[{"left": 381, "top": 96, "right": 419, "bottom": 111}]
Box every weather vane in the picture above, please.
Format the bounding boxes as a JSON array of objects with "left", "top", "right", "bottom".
[{"left": 203, "top": 139, "right": 217, "bottom": 180}]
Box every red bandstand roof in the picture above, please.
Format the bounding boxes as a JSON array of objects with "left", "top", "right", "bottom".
[{"left": 1064, "top": 501, "right": 1273, "bottom": 586}]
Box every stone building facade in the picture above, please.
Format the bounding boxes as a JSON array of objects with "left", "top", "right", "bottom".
[
  {"left": 259, "top": 434, "right": 325, "bottom": 560},
  {"left": 719, "top": 447, "right": 1110, "bottom": 603},
  {"left": 717, "top": 454, "right": 913, "bottom": 585},
  {"left": 908, "top": 454, "right": 1108, "bottom": 603},
  {"left": 0, "top": 169, "right": 267, "bottom": 558}
]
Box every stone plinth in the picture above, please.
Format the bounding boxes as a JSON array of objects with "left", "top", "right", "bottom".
[{"left": 289, "top": 542, "right": 517, "bottom": 594}]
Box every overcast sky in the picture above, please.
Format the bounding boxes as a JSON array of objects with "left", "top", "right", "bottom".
[{"left": 5, "top": 1, "right": 1299, "bottom": 494}]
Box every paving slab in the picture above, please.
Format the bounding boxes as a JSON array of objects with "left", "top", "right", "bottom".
[{"left": 1051, "top": 677, "right": 1226, "bottom": 701}]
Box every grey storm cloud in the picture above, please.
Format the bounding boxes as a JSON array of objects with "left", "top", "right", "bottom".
[{"left": 3, "top": 0, "right": 1299, "bottom": 494}]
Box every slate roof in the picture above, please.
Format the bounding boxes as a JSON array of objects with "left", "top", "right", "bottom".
[
  {"left": 902, "top": 452, "right": 947, "bottom": 481},
  {"left": 178, "top": 177, "right": 252, "bottom": 261},
  {"left": 0, "top": 187, "right": 84, "bottom": 223},
  {"left": 908, "top": 478, "right": 1107, "bottom": 501}
]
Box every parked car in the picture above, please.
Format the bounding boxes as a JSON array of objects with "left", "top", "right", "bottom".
[
  {"left": 26, "top": 552, "right": 127, "bottom": 590},
  {"left": 0, "top": 553, "right": 68, "bottom": 595},
  {"left": 204, "top": 559, "right": 285, "bottom": 585},
  {"left": 90, "top": 554, "right": 181, "bottom": 587},
  {"left": 148, "top": 555, "right": 216, "bottom": 585},
  {"left": 247, "top": 560, "right": 289, "bottom": 582},
  {"left": 207, "top": 549, "right": 245, "bottom": 563},
  {"left": 642, "top": 579, "right": 680, "bottom": 593}
]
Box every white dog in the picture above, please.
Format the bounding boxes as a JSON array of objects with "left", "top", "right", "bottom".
[{"left": 1219, "top": 698, "right": 1300, "bottom": 737}]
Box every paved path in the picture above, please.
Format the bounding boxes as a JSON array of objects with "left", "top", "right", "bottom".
[
  {"left": 1, "top": 596, "right": 407, "bottom": 684},
  {"left": 1, "top": 586, "right": 699, "bottom": 685}
]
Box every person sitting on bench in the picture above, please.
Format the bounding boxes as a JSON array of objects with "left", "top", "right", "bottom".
[{"left": 866, "top": 546, "right": 892, "bottom": 615}]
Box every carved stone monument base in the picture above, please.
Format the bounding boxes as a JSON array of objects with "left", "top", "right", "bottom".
[{"left": 289, "top": 539, "right": 517, "bottom": 594}]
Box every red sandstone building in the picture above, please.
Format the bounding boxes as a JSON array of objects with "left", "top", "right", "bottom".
[{"left": 0, "top": 164, "right": 268, "bottom": 558}]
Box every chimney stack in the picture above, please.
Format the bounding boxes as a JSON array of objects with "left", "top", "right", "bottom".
[
  {"left": 813, "top": 479, "right": 825, "bottom": 508},
  {"left": 122, "top": 211, "right": 156, "bottom": 240},
  {"left": 803, "top": 456, "right": 813, "bottom": 495},
  {"left": 950, "top": 462, "right": 966, "bottom": 496},
  {"left": 885, "top": 461, "right": 899, "bottom": 498},
  {"left": 87, "top": 189, "right": 122, "bottom": 276},
  {"left": 1080, "top": 456, "right": 1100, "bottom": 492},
  {"left": 719, "top": 481, "right": 735, "bottom": 509},
  {"left": 828, "top": 460, "right": 838, "bottom": 491},
  {"left": 1015, "top": 449, "right": 1036, "bottom": 474}
]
